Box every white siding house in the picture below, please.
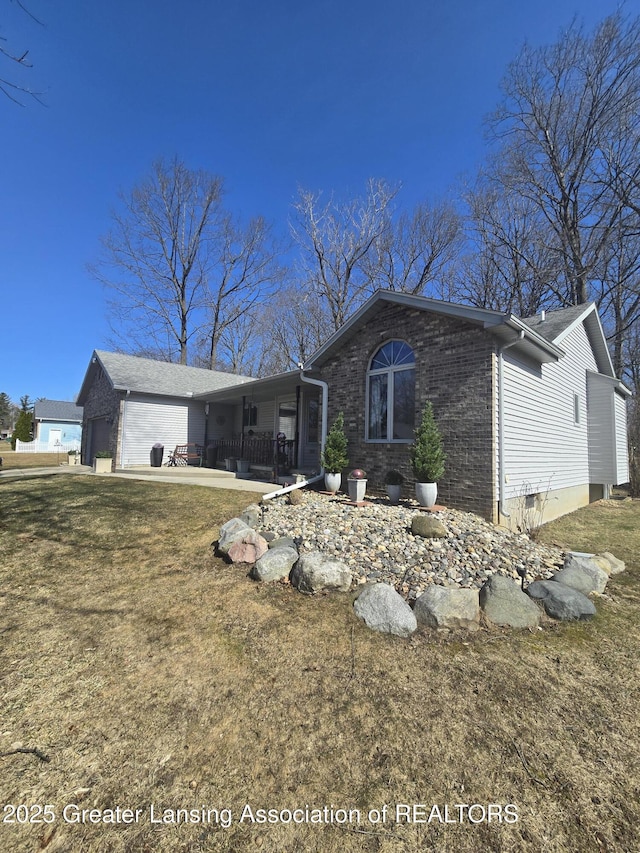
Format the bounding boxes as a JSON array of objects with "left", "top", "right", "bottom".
[{"left": 498, "top": 303, "right": 631, "bottom": 525}]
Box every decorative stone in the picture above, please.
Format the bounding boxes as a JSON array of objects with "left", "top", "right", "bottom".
[
  {"left": 290, "top": 551, "right": 352, "bottom": 594},
  {"left": 217, "top": 517, "right": 251, "bottom": 555},
  {"left": 227, "top": 529, "right": 269, "bottom": 564},
  {"left": 251, "top": 547, "right": 299, "bottom": 582},
  {"left": 240, "top": 504, "right": 263, "bottom": 529},
  {"left": 479, "top": 574, "right": 541, "bottom": 628},
  {"left": 414, "top": 586, "right": 480, "bottom": 631},
  {"left": 353, "top": 583, "right": 417, "bottom": 637},
  {"left": 598, "top": 552, "right": 625, "bottom": 575},
  {"left": 527, "top": 580, "right": 596, "bottom": 620},
  {"left": 253, "top": 493, "right": 565, "bottom": 602},
  {"left": 288, "top": 488, "right": 306, "bottom": 506},
  {"left": 268, "top": 536, "right": 298, "bottom": 551},
  {"left": 552, "top": 554, "right": 608, "bottom": 595},
  {"left": 411, "top": 515, "right": 448, "bottom": 539}
]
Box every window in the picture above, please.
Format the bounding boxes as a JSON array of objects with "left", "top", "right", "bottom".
[
  {"left": 367, "top": 340, "right": 416, "bottom": 441},
  {"left": 307, "top": 397, "right": 319, "bottom": 444},
  {"left": 573, "top": 393, "right": 580, "bottom": 425},
  {"left": 243, "top": 402, "right": 258, "bottom": 428}
]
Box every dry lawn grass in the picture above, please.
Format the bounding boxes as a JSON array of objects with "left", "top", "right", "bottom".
[
  {"left": 0, "top": 451, "right": 72, "bottom": 470},
  {"left": 1, "top": 477, "right": 639, "bottom": 853}
]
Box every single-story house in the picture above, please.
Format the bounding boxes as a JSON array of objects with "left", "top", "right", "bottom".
[
  {"left": 78, "top": 291, "right": 631, "bottom": 527},
  {"left": 76, "top": 350, "right": 255, "bottom": 468},
  {"left": 33, "top": 399, "right": 83, "bottom": 447}
]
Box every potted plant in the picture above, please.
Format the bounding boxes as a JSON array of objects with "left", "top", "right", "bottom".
[
  {"left": 321, "top": 412, "right": 349, "bottom": 493},
  {"left": 93, "top": 450, "right": 113, "bottom": 474},
  {"left": 410, "top": 402, "right": 445, "bottom": 507},
  {"left": 347, "top": 468, "right": 367, "bottom": 503},
  {"left": 68, "top": 449, "right": 79, "bottom": 466},
  {"left": 385, "top": 469, "right": 404, "bottom": 504}
]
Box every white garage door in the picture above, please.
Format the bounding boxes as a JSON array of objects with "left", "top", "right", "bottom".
[{"left": 120, "top": 396, "right": 205, "bottom": 467}]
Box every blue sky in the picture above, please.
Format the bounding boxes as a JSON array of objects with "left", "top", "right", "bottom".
[{"left": 1, "top": 0, "right": 622, "bottom": 404}]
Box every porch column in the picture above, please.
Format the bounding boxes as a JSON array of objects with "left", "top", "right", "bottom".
[
  {"left": 295, "top": 385, "right": 301, "bottom": 469},
  {"left": 241, "top": 395, "right": 246, "bottom": 457}
]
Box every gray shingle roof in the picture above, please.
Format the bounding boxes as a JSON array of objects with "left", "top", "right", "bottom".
[
  {"left": 92, "top": 350, "right": 255, "bottom": 398},
  {"left": 522, "top": 303, "right": 594, "bottom": 343},
  {"left": 34, "top": 400, "right": 83, "bottom": 422}
]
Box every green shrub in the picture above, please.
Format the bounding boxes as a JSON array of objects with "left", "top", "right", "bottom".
[
  {"left": 410, "top": 402, "right": 446, "bottom": 483},
  {"left": 321, "top": 412, "right": 349, "bottom": 474},
  {"left": 11, "top": 408, "right": 32, "bottom": 450}
]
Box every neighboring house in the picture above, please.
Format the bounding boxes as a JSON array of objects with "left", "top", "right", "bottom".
[
  {"left": 78, "top": 291, "right": 631, "bottom": 527},
  {"left": 33, "top": 400, "right": 83, "bottom": 447},
  {"left": 76, "top": 351, "right": 255, "bottom": 468}
]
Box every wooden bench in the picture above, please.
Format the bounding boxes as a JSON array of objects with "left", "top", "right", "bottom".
[{"left": 166, "top": 443, "right": 203, "bottom": 467}]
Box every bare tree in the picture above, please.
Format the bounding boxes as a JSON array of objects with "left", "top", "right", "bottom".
[
  {"left": 457, "top": 171, "right": 560, "bottom": 315},
  {"left": 489, "top": 12, "right": 640, "bottom": 309},
  {"left": 290, "top": 178, "right": 397, "bottom": 331},
  {"left": 1, "top": 0, "right": 44, "bottom": 105},
  {"left": 595, "top": 213, "right": 640, "bottom": 378},
  {"left": 365, "top": 199, "right": 462, "bottom": 296},
  {"left": 91, "top": 158, "right": 223, "bottom": 364},
  {"left": 247, "top": 284, "right": 328, "bottom": 376},
  {"left": 198, "top": 213, "right": 282, "bottom": 370}
]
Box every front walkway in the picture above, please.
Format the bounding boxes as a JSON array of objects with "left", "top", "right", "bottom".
[
  {"left": 0, "top": 464, "right": 275, "bottom": 495},
  {"left": 109, "top": 466, "right": 275, "bottom": 494}
]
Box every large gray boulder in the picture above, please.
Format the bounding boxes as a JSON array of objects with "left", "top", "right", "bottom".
[
  {"left": 269, "top": 536, "right": 298, "bottom": 551},
  {"left": 353, "top": 583, "right": 417, "bottom": 638},
  {"left": 479, "top": 574, "right": 541, "bottom": 629},
  {"left": 217, "top": 517, "right": 251, "bottom": 555},
  {"left": 598, "top": 552, "right": 625, "bottom": 576},
  {"left": 290, "top": 551, "right": 352, "bottom": 594},
  {"left": 527, "top": 580, "right": 596, "bottom": 621},
  {"left": 552, "top": 554, "right": 608, "bottom": 595},
  {"left": 251, "top": 546, "right": 299, "bottom": 582},
  {"left": 240, "top": 504, "right": 263, "bottom": 529},
  {"left": 411, "top": 515, "right": 448, "bottom": 539},
  {"left": 414, "top": 586, "right": 480, "bottom": 632}
]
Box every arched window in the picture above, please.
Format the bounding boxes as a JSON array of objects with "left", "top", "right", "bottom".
[{"left": 367, "top": 340, "right": 416, "bottom": 441}]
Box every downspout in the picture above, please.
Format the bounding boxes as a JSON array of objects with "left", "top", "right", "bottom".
[
  {"left": 262, "top": 370, "right": 329, "bottom": 501},
  {"left": 498, "top": 332, "right": 524, "bottom": 519},
  {"left": 120, "top": 389, "right": 131, "bottom": 469}
]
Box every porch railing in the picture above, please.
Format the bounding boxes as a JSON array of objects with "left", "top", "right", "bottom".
[{"left": 210, "top": 437, "right": 296, "bottom": 474}]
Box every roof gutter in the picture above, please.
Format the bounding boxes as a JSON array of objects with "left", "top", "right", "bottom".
[
  {"left": 262, "top": 370, "right": 329, "bottom": 501},
  {"left": 498, "top": 332, "right": 525, "bottom": 520}
]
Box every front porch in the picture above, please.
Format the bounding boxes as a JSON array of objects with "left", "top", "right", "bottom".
[{"left": 199, "top": 370, "right": 323, "bottom": 481}]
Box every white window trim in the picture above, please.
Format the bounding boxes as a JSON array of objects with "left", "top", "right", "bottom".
[{"left": 365, "top": 340, "right": 415, "bottom": 443}]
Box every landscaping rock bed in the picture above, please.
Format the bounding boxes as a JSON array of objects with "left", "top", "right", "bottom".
[
  {"left": 259, "top": 492, "right": 564, "bottom": 601},
  {"left": 215, "top": 493, "right": 625, "bottom": 636}
]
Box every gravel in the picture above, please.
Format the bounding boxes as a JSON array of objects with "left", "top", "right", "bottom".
[{"left": 260, "top": 492, "right": 564, "bottom": 601}]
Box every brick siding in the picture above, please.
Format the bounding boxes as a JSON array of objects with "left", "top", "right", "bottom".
[
  {"left": 318, "top": 303, "right": 497, "bottom": 519},
  {"left": 80, "top": 366, "right": 121, "bottom": 463}
]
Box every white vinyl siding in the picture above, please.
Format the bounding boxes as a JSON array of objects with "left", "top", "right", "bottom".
[
  {"left": 587, "top": 373, "right": 615, "bottom": 484},
  {"left": 614, "top": 392, "right": 629, "bottom": 484},
  {"left": 587, "top": 373, "right": 629, "bottom": 485},
  {"left": 119, "top": 395, "right": 206, "bottom": 467},
  {"left": 499, "top": 324, "right": 597, "bottom": 500}
]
